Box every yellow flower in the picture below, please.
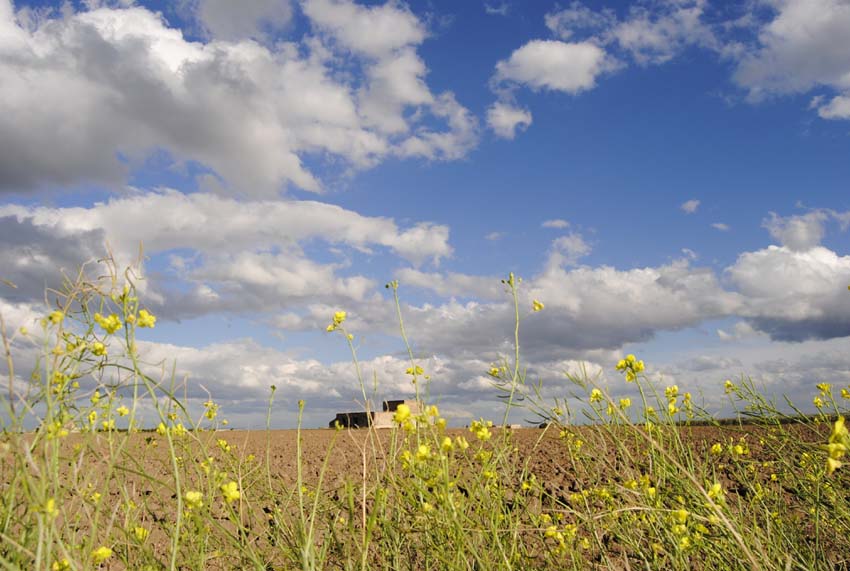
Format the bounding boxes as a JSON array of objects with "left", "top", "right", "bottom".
[
  {"left": 470, "top": 420, "right": 492, "bottom": 441},
  {"left": 813, "top": 396, "right": 824, "bottom": 409},
  {"left": 94, "top": 313, "right": 122, "bottom": 334},
  {"left": 426, "top": 405, "right": 439, "bottom": 417},
  {"left": 217, "top": 438, "right": 232, "bottom": 453},
  {"left": 827, "top": 457, "right": 843, "bottom": 475},
  {"left": 415, "top": 444, "right": 432, "bottom": 461},
  {"left": 91, "top": 341, "right": 107, "bottom": 356},
  {"left": 405, "top": 365, "right": 424, "bottom": 375},
  {"left": 137, "top": 309, "right": 156, "bottom": 328},
  {"left": 707, "top": 482, "right": 724, "bottom": 500},
  {"left": 220, "top": 481, "right": 241, "bottom": 503},
  {"left": 724, "top": 379, "right": 735, "bottom": 393},
  {"left": 42, "top": 497, "right": 57, "bottom": 518},
  {"left": 184, "top": 490, "right": 203, "bottom": 509},
  {"left": 133, "top": 526, "right": 149, "bottom": 542},
  {"left": 333, "top": 311, "right": 346, "bottom": 324},
  {"left": 52, "top": 559, "right": 70, "bottom": 571},
  {"left": 619, "top": 397, "right": 631, "bottom": 409},
  {"left": 393, "top": 404, "right": 411, "bottom": 424},
  {"left": 488, "top": 366, "right": 501, "bottom": 377},
  {"left": 532, "top": 299, "right": 544, "bottom": 312},
  {"left": 91, "top": 546, "right": 113, "bottom": 564},
  {"left": 204, "top": 401, "right": 219, "bottom": 420},
  {"left": 664, "top": 385, "right": 679, "bottom": 400},
  {"left": 116, "top": 405, "right": 130, "bottom": 416},
  {"left": 710, "top": 443, "right": 723, "bottom": 455},
  {"left": 156, "top": 422, "right": 167, "bottom": 436},
  {"left": 589, "top": 388, "right": 603, "bottom": 403},
  {"left": 441, "top": 436, "right": 454, "bottom": 453},
  {"left": 48, "top": 310, "right": 64, "bottom": 324}
]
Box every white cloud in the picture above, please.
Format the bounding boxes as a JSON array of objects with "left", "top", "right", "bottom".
[
  {"left": 192, "top": 0, "right": 293, "bottom": 41},
  {"left": 0, "top": 190, "right": 453, "bottom": 320},
  {"left": 544, "top": 0, "right": 716, "bottom": 65},
  {"left": 816, "top": 93, "right": 850, "bottom": 119},
  {"left": 727, "top": 244, "right": 850, "bottom": 340},
  {"left": 717, "top": 321, "right": 761, "bottom": 342},
  {"left": 542, "top": 219, "right": 570, "bottom": 229},
  {"left": 545, "top": 2, "right": 615, "bottom": 40},
  {"left": 609, "top": 0, "right": 716, "bottom": 65},
  {"left": 545, "top": 233, "right": 591, "bottom": 269},
  {"left": 484, "top": 232, "right": 504, "bottom": 241},
  {"left": 762, "top": 211, "right": 829, "bottom": 251},
  {"left": 486, "top": 102, "right": 532, "bottom": 139},
  {"left": 733, "top": 0, "right": 850, "bottom": 99},
  {"left": 0, "top": 1, "right": 475, "bottom": 196},
  {"left": 681, "top": 199, "right": 700, "bottom": 214},
  {"left": 712, "top": 222, "right": 730, "bottom": 231},
  {"left": 494, "top": 40, "right": 611, "bottom": 94},
  {"left": 301, "top": 0, "right": 425, "bottom": 58},
  {"left": 484, "top": 3, "right": 510, "bottom": 17},
  {"left": 0, "top": 189, "right": 451, "bottom": 266},
  {"left": 394, "top": 268, "right": 505, "bottom": 300}
]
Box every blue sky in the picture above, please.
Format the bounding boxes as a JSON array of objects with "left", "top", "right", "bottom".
[{"left": 1, "top": 0, "right": 849, "bottom": 427}]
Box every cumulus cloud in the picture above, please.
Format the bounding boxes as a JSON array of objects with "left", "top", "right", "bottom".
[
  {"left": 493, "top": 40, "right": 612, "bottom": 94},
  {"left": 726, "top": 245, "right": 850, "bottom": 341},
  {"left": 762, "top": 210, "right": 829, "bottom": 251},
  {"left": 607, "top": 0, "right": 716, "bottom": 65},
  {"left": 816, "top": 93, "right": 850, "bottom": 119},
  {"left": 681, "top": 199, "right": 700, "bottom": 214},
  {"left": 712, "top": 222, "right": 730, "bottom": 232},
  {"left": 485, "top": 3, "right": 510, "bottom": 17},
  {"left": 0, "top": 0, "right": 476, "bottom": 196},
  {"left": 542, "top": 219, "right": 570, "bottom": 229},
  {"left": 545, "top": 2, "right": 615, "bottom": 40},
  {"left": 0, "top": 190, "right": 453, "bottom": 319},
  {"left": 544, "top": 0, "right": 716, "bottom": 64},
  {"left": 545, "top": 233, "right": 591, "bottom": 269},
  {"left": 733, "top": 0, "right": 850, "bottom": 100},
  {"left": 486, "top": 102, "right": 532, "bottom": 139},
  {"left": 191, "top": 0, "right": 293, "bottom": 41}
]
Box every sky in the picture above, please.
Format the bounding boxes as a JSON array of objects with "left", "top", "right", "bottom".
[{"left": 1, "top": 0, "right": 849, "bottom": 428}]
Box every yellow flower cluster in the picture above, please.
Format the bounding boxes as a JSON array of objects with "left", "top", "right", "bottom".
[
  {"left": 824, "top": 416, "right": 848, "bottom": 475},
  {"left": 326, "top": 311, "right": 347, "bottom": 332},
  {"left": 220, "top": 481, "right": 241, "bottom": 503},
  {"left": 615, "top": 354, "right": 645, "bottom": 382},
  {"left": 137, "top": 309, "right": 157, "bottom": 328},
  {"left": 469, "top": 419, "right": 493, "bottom": 441},
  {"left": 90, "top": 546, "right": 112, "bottom": 565},
  {"left": 94, "top": 313, "right": 122, "bottom": 334},
  {"left": 133, "top": 526, "right": 149, "bottom": 542},
  {"left": 393, "top": 403, "right": 411, "bottom": 424},
  {"left": 184, "top": 490, "right": 203, "bottom": 510},
  {"left": 532, "top": 299, "right": 544, "bottom": 312}
]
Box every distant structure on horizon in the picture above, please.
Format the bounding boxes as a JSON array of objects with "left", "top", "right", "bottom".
[{"left": 329, "top": 399, "right": 419, "bottom": 429}]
